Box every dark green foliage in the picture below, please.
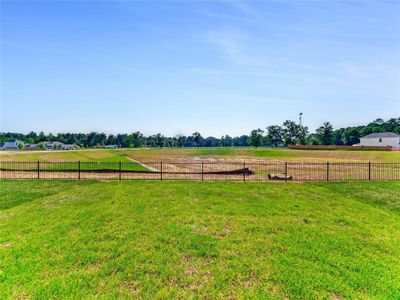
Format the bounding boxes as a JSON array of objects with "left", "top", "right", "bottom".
[
  {"left": 265, "top": 125, "right": 283, "bottom": 147},
  {"left": 315, "top": 122, "right": 334, "bottom": 145},
  {"left": 282, "top": 121, "right": 309, "bottom": 146},
  {"left": 248, "top": 129, "right": 264, "bottom": 147},
  {"left": 1, "top": 117, "right": 398, "bottom": 148}
]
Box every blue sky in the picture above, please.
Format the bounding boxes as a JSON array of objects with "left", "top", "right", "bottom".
[{"left": 1, "top": 0, "right": 399, "bottom": 136}]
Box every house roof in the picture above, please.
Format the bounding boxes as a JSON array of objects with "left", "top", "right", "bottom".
[
  {"left": 362, "top": 132, "right": 400, "bottom": 139},
  {"left": 2, "top": 142, "right": 17, "bottom": 148}
]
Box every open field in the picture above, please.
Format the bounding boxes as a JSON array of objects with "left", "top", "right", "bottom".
[
  {"left": 1, "top": 147, "right": 399, "bottom": 163},
  {"left": 1, "top": 180, "right": 400, "bottom": 298},
  {"left": 119, "top": 147, "right": 400, "bottom": 163},
  {"left": 1, "top": 148, "right": 399, "bottom": 181}
]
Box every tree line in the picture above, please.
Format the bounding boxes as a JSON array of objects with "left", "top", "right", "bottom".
[{"left": 1, "top": 117, "right": 398, "bottom": 148}]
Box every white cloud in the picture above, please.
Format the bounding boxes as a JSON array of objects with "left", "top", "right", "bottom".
[{"left": 205, "top": 29, "right": 266, "bottom": 67}]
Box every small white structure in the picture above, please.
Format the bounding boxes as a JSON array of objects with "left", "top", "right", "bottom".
[{"left": 356, "top": 132, "right": 400, "bottom": 149}]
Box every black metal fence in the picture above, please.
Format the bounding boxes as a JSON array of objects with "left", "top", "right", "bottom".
[{"left": 1, "top": 161, "right": 399, "bottom": 182}]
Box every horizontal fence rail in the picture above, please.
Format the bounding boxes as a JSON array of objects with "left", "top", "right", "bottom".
[{"left": 0, "top": 161, "right": 399, "bottom": 182}]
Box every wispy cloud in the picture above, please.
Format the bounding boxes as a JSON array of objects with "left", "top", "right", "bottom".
[{"left": 205, "top": 29, "right": 266, "bottom": 66}]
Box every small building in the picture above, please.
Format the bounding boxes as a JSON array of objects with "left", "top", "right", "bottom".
[
  {"left": 105, "top": 144, "right": 118, "bottom": 148},
  {"left": 49, "top": 141, "right": 64, "bottom": 149},
  {"left": 1, "top": 140, "right": 24, "bottom": 150},
  {"left": 356, "top": 132, "right": 400, "bottom": 149},
  {"left": 61, "top": 144, "right": 79, "bottom": 150},
  {"left": 42, "top": 141, "right": 64, "bottom": 150}
]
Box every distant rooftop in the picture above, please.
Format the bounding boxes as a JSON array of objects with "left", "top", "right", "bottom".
[{"left": 362, "top": 132, "right": 400, "bottom": 139}]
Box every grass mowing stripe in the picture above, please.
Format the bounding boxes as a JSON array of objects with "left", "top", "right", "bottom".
[{"left": 0, "top": 180, "right": 399, "bottom": 298}]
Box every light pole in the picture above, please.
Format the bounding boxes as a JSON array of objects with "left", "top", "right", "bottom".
[{"left": 299, "top": 112, "right": 303, "bottom": 126}]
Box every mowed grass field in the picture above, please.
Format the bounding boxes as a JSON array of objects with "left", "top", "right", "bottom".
[
  {"left": 1, "top": 147, "right": 399, "bottom": 163},
  {"left": 0, "top": 150, "right": 149, "bottom": 172},
  {"left": 1, "top": 180, "right": 400, "bottom": 298},
  {"left": 0, "top": 149, "right": 130, "bottom": 162}
]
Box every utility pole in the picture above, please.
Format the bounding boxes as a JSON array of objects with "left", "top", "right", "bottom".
[{"left": 299, "top": 112, "right": 303, "bottom": 126}]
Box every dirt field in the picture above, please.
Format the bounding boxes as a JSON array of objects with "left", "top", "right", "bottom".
[
  {"left": 1, "top": 147, "right": 399, "bottom": 163},
  {"left": 119, "top": 147, "right": 400, "bottom": 163}
]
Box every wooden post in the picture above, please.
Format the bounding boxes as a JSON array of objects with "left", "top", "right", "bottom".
[
  {"left": 37, "top": 161, "right": 40, "bottom": 179},
  {"left": 119, "top": 161, "right": 122, "bottom": 181},
  {"left": 285, "top": 162, "right": 288, "bottom": 182},
  {"left": 160, "top": 161, "right": 163, "bottom": 181},
  {"left": 243, "top": 162, "right": 246, "bottom": 182},
  {"left": 201, "top": 162, "right": 204, "bottom": 182},
  {"left": 326, "top": 162, "right": 329, "bottom": 181},
  {"left": 78, "top": 161, "right": 81, "bottom": 180},
  {"left": 368, "top": 161, "right": 371, "bottom": 181}
]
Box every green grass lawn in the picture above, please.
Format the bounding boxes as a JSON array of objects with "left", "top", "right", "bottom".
[
  {"left": 1, "top": 180, "right": 399, "bottom": 299},
  {"left": 0, "top": 149, "right": 130, "bottom": 162},
  {"left": 0, "top": 161, "right": 150, "bottom": 172},
  {"left": 0, "top": 150, "right": 150, "bottom": 172}
]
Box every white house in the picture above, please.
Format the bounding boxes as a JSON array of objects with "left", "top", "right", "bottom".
[{"left": 356, "top": 132, "right": 400, "bottom": 149}]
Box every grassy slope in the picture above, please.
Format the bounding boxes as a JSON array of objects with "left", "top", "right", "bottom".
[
  {"left": 0, "top": 149, "right": 130, "bottom": 162},
  {"left": 0, "top": 150, "right": 149, "bottom": 171},
  {"left": 1, "top": 181, "right": 399, "bottom": 299},
  {"left": 2, "top": 147, "right": 399, "bottom": 163}
]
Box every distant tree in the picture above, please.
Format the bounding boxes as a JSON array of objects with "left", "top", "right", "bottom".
[
  {"left": 131, "top": 131, "right": 145, "bottom": 148},
  {"left": 298, "top": 125, "right": 309, "bottom": 145},
  {"left": 233, "top": 135, "right": 249, "bottom": 146},
  {"left": 106, "top": 134, "right": 116, "bottom": 145},
  {"left": 18, "top": 142, "right": 24, "bottom": 150},
  {"left": 315, "top": 122, "right": 334, "bottom": 145},
  {"left": 282, "top": 121, "right": 297, "bottom": 145},
  {"left": 1, "top": 117, "right": 398, "bottom": 149},
  {"left": 266, "top": 125, "right": 282, "bottom": 147},
  {"left": 39, "top": 142, "right": 45, "bottom": 150},
  {"left": 204, "top": 136, "right": 220, "bottom": 147},
  {"left": 154, "top": 133, "right": 165, "bottom": 148},
  {"left": 192, "top": 132, "right": 203, "bottom": 147},
  {"left": 248, "top": 129, "right": 264, "bottom": 147},
  {"left": 221, "top": 135, "right": 233, "bottom": 147},
  {"left": 333, "top": 129, "right": 345, "bottom": 145},
  {"left": 343, "top": 127, "right": 361, "bottom": 145},
  {"left": 384, "top": 118, "right": 400, "bottom": 133},
  {"left": 176, "top": 134, "right": 186, "bottom": 147},
  {"left": 27, "top": 131, "right": 38, "bottom": 143},
  {"left": 38, "top": 131, "right": 46, "bottom": 142},
  {"left": 282, "top": 121, "right": 308, "bottom": 145},
  {"left": 308, "top": 134, "right": 320, "bottom": 145}
]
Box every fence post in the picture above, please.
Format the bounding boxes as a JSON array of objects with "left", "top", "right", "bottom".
[
  {"left": 119, "top": 161, "right": 122, "bottom": 181},
  {"left": 326, "top": 162, "right": 329, "bottom": 181},
  {"left": 160, "top": 161, "right": 163, "bottom": 181},
  {"left": 37, "top": 161, "right": 40, "bottom": 179},
  {"left": 78, "top": 161, "right": 81, "bottom": 180},
  {"left": 285, "top": 162, "right": 288, "bottom": 182},
  {"left": 368, "top": 161, "right": 371, "bottom": 181},
  {"left": 201, "top": 162, "right": 204, "bottom": 182},
  {"left": 243, "top": 162, "right": 246, "bottom": 182}
]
